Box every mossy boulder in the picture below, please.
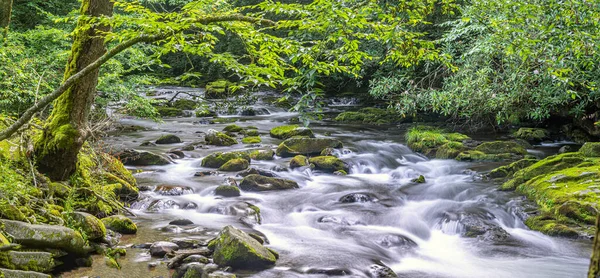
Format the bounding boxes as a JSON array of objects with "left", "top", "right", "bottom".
[
  {"left": 173, "top": 99, "right": 198, "bottom": 110},
  {"left": 242, "top": 136, "right": 262, "bottom": 144},
  {"left": 412, "top": 175, "right": 426, "bottom": 183},
  {"left": 101, "top": 215, "right": 137, "bottom": 235},
  {"left": 215, "top": 185, "right": 241, "bottom": 197},
  {"left": 205, "top": 80, "right": 232, "bottom": 99},
  {"left": 270, "top": 125, "right": 314, "bottom": 139},
  {"left": 308, "top": 156, "right": 348, "bottom": 173},
  {"left": 0, "top": 220, "right": 86, "bottom": 255},
  {"left": 579, "top": 142, "right": 600, "bottom": 157},
  {"left": 489, "top": 158, "right": 538, "bottom": 179},
  {"left": 276, "top": 138, "right": 343, "bottom": 157},
  {"left": 514, "top": 128, "right": 549, "bottom": 142},
  {"left": 500, "top": 152, "right": 585, "bottom": 191},
  {"left": 195, "top": 108, "right": 217, "bottom": 117},
  {"left": 334, "top": 108, "right": 400, "bottom": 124},
  {"left": 0, "top": 268, "right": 52, "bottom": 277},
  {"left": 218, "top": 158, "right": 250, "bottom": 172},
  {"left": 201, "top": 151, "right": 251, "bottom": 168},
  {"left": 239, "top": 174, "right": 299, "bottom": 191},
  {"left": 155, "top": 134, "right": 182, "bottom": 145},
  {"left": 474, "top": 141, "right": 527, "bottom": 155},
  {"left": 0, "top": 251, "right": 56, "bottom": 273},
  {"left": 113, "top": 149, "right": 171, "bottom": 166},
  {"left": 406, "top": 126, "right": 470, "bottom": 158},
  {"left": 223, "top": 124, "right": 244, "bottom": 133},
  {"left": 211, "top": 225, "right": 277, "bottom": 270},
  {"left": 249, "top": 150, "right": 274, "bottom": 161},
  {"left": 246, "top": 129, "right": 259, "bottom": 136},
  {"left": 290, "top": 155, "right": 309, "bottom": 169},
  {"left": 65, "top": 212, "right": 106, "bottom": 241},
  {"left": 436, "top": 141, "right": 466, "bottom": 159},
  {"left": 157, "top": 107, "right": 184, "bottom": 117},
  {"left": 205, "top": 129, "right": 237, "bottom": 146}
]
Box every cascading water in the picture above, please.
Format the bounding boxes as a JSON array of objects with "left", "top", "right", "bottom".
[{"left": 66, "top": 98, "right": 591, "bottom": 278}]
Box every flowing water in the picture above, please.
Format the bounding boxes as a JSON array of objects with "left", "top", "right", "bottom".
[{"left": 66, "top": 93, "right": 591, "bottom": 278}]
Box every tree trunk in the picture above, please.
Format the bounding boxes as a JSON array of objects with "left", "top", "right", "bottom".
[
  {"left": 0, "top": 0, "right": 13, "bottom": 40},
  {"left": 34, "top": 0, "right": 113, "bottom": 181},
  {"left": 589, "top": 214, "right": 600, "bottom": 278}
]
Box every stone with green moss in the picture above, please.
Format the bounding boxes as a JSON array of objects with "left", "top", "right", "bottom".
[
  {"left": 412, "top": 175, "right": 426, "bottom": 183},
  {"left": 65, "top": 212, "right": 106, "bottom": 241},
  {"left": 514, "top": 128, "right": 548, "bottom": 142},
  {"left": 474, "top": 141, "right": 527, "bottom": 155},
  {"left": 195, "top": 108, "right": 217, "bottom": 117},
  {"left": 308, "top": 156, "right": 348, "bottom": 173},
  {"left": 276, "top": 138, "right": 343, "bottom": 157},
  {"left": 101, "top": 215, "right": 137, "bottom": 235},
  {"left": 201, "top": 151, "right": 251, "bottom": 168},
  {"left": 249, "top": 150, "right": 274, "bottom": 161},
  {"left": 155, "top": 134, "right": 182, "bottom": 145},
  {"left": 223, "top": 124, "right": 244, "bottom": 133},
  {"left": 218, "top": 158, "right": 250, "bottom": 172},
  {"left": 211, "top": 225, "right": 277, "bottom": 269},
  {"left": 205, "top": 129, "right": 237, "bottom": 146},
  {"left": 489, "top": 158, "right": 538, "bottom": 179},
  {"left": 240, "top": 174, "right": 299, "bottom": 191},
  {"left": 113, "top": 149, "right": 171, "bottom": 166},
  {"left": 173, "top": 99, "right": 198, "bottom": 110},
  {"left": 0, "top": 220, "right": 86, "bottom": 255},
  {"left": 406, "top": 126, "right": 470, "bottom": 157},
  {"left": 242, "top": 136, "right": 262, "bottom": 144},
  {"left": 290, "top": 155, "right": 308, "bottom": 169},
  {"left": 215, "top": 186, "right": 241, "bottom": 197},
  {"left": 436, "top": 141, "right": 465, "bottom": 159},
  {"left": 335, "top": 108, "right": 400, "bottom": 124},
  {"left": 245, "top": 129, "right": 259, "bottom": 136},
  {"left": 0, "top": 268, "right": 51, "bottom": 278},
  {"left": 205, "top": 80, "right": 232, "bottom": 99},
  {"left": 500, "top": 152, "right": 585, "bottom": 191},
  {"left": 157, "top": 107, "right": 184, "bottom": 117},
  {"left": 270, "top": 125, "right": 315, "bottom": 139},
  {"left": 580, "top": 142, "right": 600, "bottom": 157},
  {"left": 0, "top": 251, "right": 56, "bottom": 273}
]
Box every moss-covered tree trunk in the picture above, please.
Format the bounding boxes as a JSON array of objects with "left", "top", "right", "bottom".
[
  {"left": 0, "top": 0, "right": 13, "bottom": 40},
  {"left": 589, "top": 215, "right": 600, "bottom": 278},
  {"left": 34, "top": 0, "right": 113, "bottom": 181}
]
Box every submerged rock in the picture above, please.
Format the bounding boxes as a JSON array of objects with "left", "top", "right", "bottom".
[
  {"left": 237, "top": 168, "right": 279, "bottom": 178},
  {"left": 339, "top": 193, "right": 376, "bottom": 203},
  {"left": 156, "top": 134, "right": 182, "bottom": 144},
  {"left": 240, "top": 174, "right": 299, "bottom": 191},
  {"left": 101, "top": 215, "right": 137, "bottom": 234},
  {"left": 211, "top": 226, "right": 277, "bottom": 269},
  {"left": 169, "top": 219, "right": 195, "bottom": 226},
  {"left": 0, "top": 220, "right": 86, "bottom": 255},
  {"left": 205, "top": 129, "right": 237, "bottom": 146},
  {"left": 113, "top": 149, "right": 171, "bottom": 166},
  {"left": 367, "top": 263, "right": 398, "bottom": 278},
  {"left": 276, "top": 138, "right": 343, "bottom": 157},
  {"left": 150, "top": 241, "right": 179, "bottom": 257},
  {"left": 155, "top": 185, "right": 194, "bottom": 196},
  {"left": 270, "top": 125, "right": 315, "bottom": 139},
  {"left": 215, "top": 185, "right": 241, "bottom": 197}
]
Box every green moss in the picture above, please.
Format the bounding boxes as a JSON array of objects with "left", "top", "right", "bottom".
[
  {"left": 155, "top": 134, "right": 181, "bottom": 144},
  {"left": 276, "top": 138, "right": 343, "bottom": 157},
  {"left": 101, "top": 215, "right": 137, "bottom": 234},
  {"left": 436, "top": 142, "right": 465, "bottom": 159},
  {"left": 157, "top": 107, "right": 184, "bottom": 117},
  {"left": 242, "top": 136, "right": 262, "bottom": 144},
  {"left": 500, "top": 152, "right": 585, "bottom": 191},
  {"left": 249, "top": 150, "right": 274, "bottom": 161},
  {"left": 172, "top": 99, "right": 198, "bottom": 110},
  {"left": 206, "top": 130, "right": 237, "bottom": 146},
  {"left": 290, "top": 155, "right": 308, "bottom": 169},
  {"left": 215, "top": 186, "right": 241, "bottom": 197},
  {"left": 245, "top": 129, "right": 259, "bottom": 136},
  {"left": 514, "top": 128, "right": 548, "bottom": 142},
  {"left": 202, "top": 151, "right": 251, "bottom": 168},
  {"left": 580, "top": 142, "right": 600, "bottom": 157},
  {"left": 412, "top": 175, "right": 426, "bottom": 183},
  {"left": 218, "top": 158, "right": 250, "bottom": 172},
  {"left": 489, "top": 158, "right": 538, "bottom": 179},
  {"left": 270, "top": 125, "right": 314, "bottom": 139},
  {"left": 223, "top": 124, "right": 244, "bottom": 133},
  {"left": 195, "top": 108, "right": 217, "bottom": 117},
  {"left": 308, "top": 156, "right": 348, "bottom": 173},
  {"left": 205, "top": 80, "right": 233, "bottom": 99},
  {"left": 0, "top": 251, "right": 56, "bottom": 272},
  {"left": 406, "top": 126, "right": 470, "bottom": 157},
  {"left": 334, "top": 108, "right": 400, "bottom": 124},
  {"left": 474, "top": 141, "right": 527, "bottom": 155}
]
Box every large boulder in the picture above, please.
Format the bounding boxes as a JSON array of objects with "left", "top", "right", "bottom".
[
  {"left": 149, "top": 241, "right": 179, "bottom": 257},
  {"left": 276, "top": 138, "right": 343, "bottom": 157},
  {"left": 65, "top": 212, "right": 106, "bottom": 241},
  {"left": 308, "top": 156, "right": 348, "bottom": 173},
  {"left": 201, "top": 151, "right": 251, "bottom": 168},
  {"left": 0, "top": 251, "right": 56, "bottom": 273},
  {"left": 0, "top": 269, "right": 51, "bottom": 278},
  {"left": 211, "top": 226, "right": 277, "bottom": 269},
  {"left": 101, "top": 215, "right": 137, "bottom": 235},
  {"left": 156, "top": 134, "right": 182, "bottom": 144},
  {"left": 113, "top": 149, "right": 171, "bottom": 166},
  {"left": 218, "top": 158, "right": 249, "bottom": 172},
  {"left": 290, "top": 155, "right": 309, "bottom": 169},
  {"left": 215, "top": 185, "right": 241, "bottom": 197},
  {"left": 250, "top": 149, "right": 274, "bottom": 161},
  {"left": 474, "top": 141, "right": 528, "bottom": 155},
  {"left": 580, "top": 142, "right": 600, "bottom": 157},
  {"left": 239, "top": 174, "right": 299, "bottom": 191},
  {"left": 270, "top": 125, "right": 314, "bottom": 139},
  {"left": 205, "top": 129, "right": 237, "bottom": 146},
  {"left": 514, "top": 128, "right": 549, "bottom": 142},
  {"left": 0, "top": 220, "right": 86, "bottom": 255}
]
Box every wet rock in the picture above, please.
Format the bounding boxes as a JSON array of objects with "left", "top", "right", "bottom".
[
  {"left": 205, "top": 129, "right": 237, "bottom": 146},
  {"left": 580, "top": 142, "right": 600, "bottom": 157},
  {"left": 182, "top": 202, "right": 198, "bottom": 210},
  {"left": 101, "top": 215, "right": 138, "bottom": 235},
  {"left": 140, "top": 141, "right": 156, "bottom": 146},
  {"left": 208, "top": 271, "right": 237, "bottom": 278},
  {"left": 218, "top": 158, "right": 249, "bottom": 172},
  {"left": 240, "top": 174, "right": 299, "bottom": 191},
  {"left": 160, "top": 225, "right": 184, "bottom": 233},
  {"left": 411, "top": 175, "right": 426, "bottom": 183},
  {"left": 238, "top": 167, "right": 279, "bottom": 178},
  {"left": 215, "top": 185, "right": 241, "bottom": 197},
  {"left": 223, "top": 124, "right": 244, "bottom": 133},
  {"left": 168, "top": 150, "right": 185, "bottom": 159},
  {"left": 113, "top": 149, "right": 171, "bottom": 166},
  {"left": 367, "top": 263, "right": 398, "bottom": 278},
  {"left": 172, "top": 238, "right": 200, "bottom": 249},
  {"left": 320, "top": 147, "right": 336, "bottom": 156},
  {"left": 104, "top": 229, "right": 121, "bottom": 247},
  {"left": 0, "top": 251, "right": 56, "bottom": 273},
  {"left": 276, "top": 138, "right": 343, "bottom": 157},
  {"left": 150, "top": 241, "right": 180, "bottom": 257},
  {"left": 132, "top": 243, "right": 153, "bottom": 249},
  {"left": 211, "top": 225, "right": 276, "bottom": 269},
  {"left": 169, "top": 219, "right": 194, "bottom": 226},
  {"left": 249, "top": 149, "right": 274, "bottom": 160},
  {"left": 376, "top": 234, "right": 417, "bottom": 249},
  {"left": 0, "top": 269, "right": 51, "bottom": 278},
  {"left": 194, "top": 170, "right": 219, "bottom": 177},
  {"left": 289, "top": 155, "right": 309, "bottom": 169},
  {"left": 339, "top": 193, "right": 376, "bottom": 203},
  {"left": 156, "top": 134, "right": 182, "bottom": 144},
  {"left": 514, "top": 128, "right": 549, "bottom": 143},
  {"left": 173, "top": 262, "right": 205, "bottom": 278},
  {"left": 0, "top": 220, "right": 86, "bottom": 255},
  {"left": 309, "top": 156, "right": 348, "bottom": 173},
  {"left": 488, "top": 158, "right": 537, "bottom": 179},
  {"left": 306, "top": 268, "right": 352, "bottom": 276},
  {"left": 557, "top": 201, "right": 597, "bottom": 224},
  {"left": 196, "top": 108, "right": 217, "bottom": 117},
  {"left": 155, "top": 185, "right": 194, "bottom": 196},
  {"left": 241, "top": 107, "right": 270, "bottom": 116},
  {"left": 201, "top": 151, "right": 250, "bottom": 168},
  {"left": 317, "top": 216, "right": 362, "bottom": 226},
  {"left": 558, "top": 145, "right": 576, "bottom": 154},
  {"left": 242, "top": 136, "right": 262, "bottom": 144},
  {"left": 458, "top": 213, "right": 510, "bottom": 242},
  {"left": 147, "top": 199, "right": 180, "bottom": 211},
  {"left": 475, "top": 141, "right": 528, "bottom": 155},
  {"left": 183, "top": 254, "right": 209, "bottom": 264},
  {"left": 270, "top": 125, "right": 315, "bottom": 139},
  {"left": 65, "top": 211, "right": 106, "bottom": 241},
  {"left": 209, "top": 202, "right": 261, "bottom": 225}
]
